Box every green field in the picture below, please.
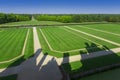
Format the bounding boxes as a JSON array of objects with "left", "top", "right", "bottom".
[
  {"left": 24, "top": 28, "right": 34, "bottom": 59},
  {"left": 54, "top": 24, "right": 120, "bottom": 80},
  {"left": 0, "top": 28, "right": 34, "bottom": 68},
  {"left": 69, "top": 24, "right": 120, "bottom": 44},
  {"left": 0, "top": 21, "right": 63, "bottom": 27},
  {"left": 0, "top": 23, "right": 120, "bottom": 79},
  {"left": 0, "top": 28, "right": 27, "bottom": 61},
  {"left": 36, "top": 23, "right": 120, "bottom": 79},
  {"left": 83, "top": 24, "right": 120, "bottom": 34},
  {"left": 0, "top": 20, "right": 108, "bottom": 27},
  {"left": 37, "top": 23, "right": 120, "bottom": 57}
]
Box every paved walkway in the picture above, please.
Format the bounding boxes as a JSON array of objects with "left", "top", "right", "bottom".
[
  {"left": 57, "top": 47, "right": 120, "bottom": 65},
  {"left": 17, "top": 27, "right": 62, "bottom": 80}
]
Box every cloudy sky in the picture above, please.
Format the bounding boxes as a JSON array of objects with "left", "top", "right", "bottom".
[{"left": 0, "top": 0, "right": 120, "bottom": 14}]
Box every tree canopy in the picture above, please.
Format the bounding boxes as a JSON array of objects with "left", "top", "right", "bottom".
[
  {"left": 1, "top": 13, "right": 120, "bottom": 24},
  {"left": 0, "top": 13, "right": 31, "bottom": 24},
  {"left": 34, "top": 14, "right": 120, "bottom": 23}
]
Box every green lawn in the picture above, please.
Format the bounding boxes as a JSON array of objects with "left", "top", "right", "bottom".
[
  {"left": 37, "top": 27, "right": 63, "bottom": 57},
  {"left": 37, "top": 27, "right": 102, "bottom": 57},
  {"left": 64, "top": 27, "right": 117, "bottom": 49},
  {"left": 41, "top": 27, "right": 98, "bottom": 51},
  {"left": 0, "top": 23, "right": 120, "bottom": 69},
  {"left": 70, "top": 25, "right": 120, "bottom": 44},
  {"left": 24, "top": 28, "right": 34, "bottom": 59},
  {"left": 62, "top": 52, "right": 120, "bottom": 75},
  {"left": 0, "top": 57, "right": 25, "bottom": 68},
  {"left": 84, "top": 24, "right": 120, "bottom": 34},
  {"left": 0, "top": 21, "right": 63, "bottom": 27},
  {"left": 0, "top": 28, "right": 34, "bottom": 68},
  {"left": 37, "top": 25, "right": 118, "bottom": 57},
  {"left": 0, "top": 28, "right": 27, "bottom": 61},
  {"left": 0, "top": 20, "right": 109, "bottom": 27}
]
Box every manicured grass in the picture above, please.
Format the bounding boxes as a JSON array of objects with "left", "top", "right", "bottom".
[
  {"left": 71, "top": 25, "right": 120, "bottom": 45},
  {"left": 37, "top": 27, "right": 105, "bottom": 57},
  {"left": 24, "top": 28, "right": 34, "bottom": 59},
  {"left": 37, "top": 25, "right": 118, "bottom": 57},
  {"left": 62, "top": 52, "right": 120, "bottom": 75},
  {"left": 0, "top": 57, "right": 25, "bottom": 68},
  {"left": 0, "top": 21, "right": 63, "bottom": 27},
  {"left": 0, "top": 28, "right": 27, "bottom": 61},
  {"left": 64, "top": 27, "right": 117, "bottom": 49},
  {"left": 0, "top": 28, "right": 34, "bottom": 68},
  {"left": 84, "top": 24, "right": 120, "bottom": 34},
  {"left": 41, "top": 27, "right": 97, "bottom": 51},
  {"left": 0, "top": 21, "right": 107, "bottom": 27},
  {"left": 37, "top": 27, "right": 63, "bottom": 57},
  {"left": 80, "top": 68, "right": 120, "bottom": 80},
  {"left": 0, "top": 74, "right": 17, "bottom": 80}
]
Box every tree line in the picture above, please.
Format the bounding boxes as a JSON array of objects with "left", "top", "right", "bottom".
[
  {"left": 0, "top": 13, "right": 31, "bottom": 24},
  {"left": 34, "top": 14, "right": 120, "bottom": 23},
  {"left": 1, "top": 13, "right": 120, "bottom": 24}
]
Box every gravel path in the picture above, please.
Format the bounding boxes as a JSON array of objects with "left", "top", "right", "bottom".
[
  {"left": 57, "top": 47, "right": 120, "bottom": 65},
  {"left": 0, "top": 27, "right": 62, "bottom": 80},
  {"left": 17, "top": 27, "right": 62, "bottom": 80}
]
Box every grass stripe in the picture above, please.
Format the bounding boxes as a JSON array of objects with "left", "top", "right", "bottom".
[
  {"left": 0, "top": 28, "right": 28, "bottom": 62},
  {"left": 24, "top": 28, "right": 34, "bottom": 59},
  {"left": 65, "top": 26, "right": 119, "bottom": 47},
  {"left": 73, "top": 25, "right": 120, "bottom": 44}
]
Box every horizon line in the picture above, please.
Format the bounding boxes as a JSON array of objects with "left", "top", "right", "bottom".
[{"left": 0, "top": 12, "right": 120, "bottom": 15}]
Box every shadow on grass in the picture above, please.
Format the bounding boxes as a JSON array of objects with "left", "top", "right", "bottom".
[
  {"left": 0, "top": 74, "right": 17, "bottom": 80},
  {"left": 0, "top": 57, "right": 25, "bottom": 80},
  {"left": 0, "top": 48, "right": 62, "bottom": 80},
  {"left": 0, "top": 49, "right": 39, "bottom": 80},
  {"left": 62, "top": 42, "right": 120, "bottom": 80},
  {"left": 79, "top": 42, "right": 109, "bottom": 54},
  {"left": 17, "top": 48, "right": 62, "bottom": 80}
]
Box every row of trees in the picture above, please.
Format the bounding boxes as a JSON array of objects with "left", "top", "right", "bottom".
[
  {"left": 0, "top": 13, "right": 31, "bottom": 24},
  {"left": 1, "top": 13, "right": 120, "bottom": 24},
  {"left": 34, "top": 14, "right": 120, "bottom": 23}
]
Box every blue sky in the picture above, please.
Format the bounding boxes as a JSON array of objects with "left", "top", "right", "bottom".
[{"left": 0, "top": 0, "right": 120, "bottom": 14}]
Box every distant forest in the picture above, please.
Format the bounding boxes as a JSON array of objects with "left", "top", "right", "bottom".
[
  {"left": 34, "top": 14, "right": 120, "bottom": 23},
  {"left": 0, "top": 13, "right": 31, "bottom": 24},
  {"left": 1, "top": 13, "right": 120, "bottom": 24}
]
